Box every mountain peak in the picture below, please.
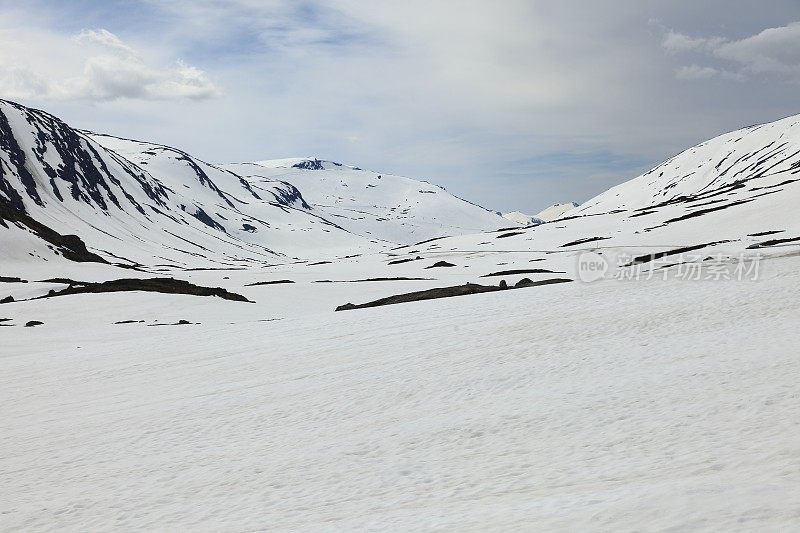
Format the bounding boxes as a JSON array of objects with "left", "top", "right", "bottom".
[{"left": 252, "top": 157, "right": 349, "bottom": 171}]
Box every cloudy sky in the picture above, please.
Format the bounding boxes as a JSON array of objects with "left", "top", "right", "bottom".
[{"left": 2, "top": 1, "right": 800, "bottom": 213}]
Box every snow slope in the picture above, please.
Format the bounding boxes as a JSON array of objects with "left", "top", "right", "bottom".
[
  {"left": 535, "top": 201, "right": 578, "bottom": 221},
  {"left": 224, "top": 158, "right": 507, "bottom": 244},
  {"left": 501, "top": 210, "right": 543, "bottom": 226},
  {"left": 0, "top": 99, "right": 375, "bottom": 267},
  {"left": 501, "top": 204, "right": 577, "bottom": 226}
]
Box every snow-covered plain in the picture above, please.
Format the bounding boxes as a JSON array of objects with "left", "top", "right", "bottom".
[
  {"left": 3, "top": 99, "right": 800, "bottom": 531},
  {"left": 2, "top": 258, "right": 800, "bottom": 531}
]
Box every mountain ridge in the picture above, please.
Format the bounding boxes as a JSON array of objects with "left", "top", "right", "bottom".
[
  {"left": 0, "top": 99, "right": 509, "bottom": 268},
  {"left": 4, "top": 97, "right": 800, "bottom": 281}
]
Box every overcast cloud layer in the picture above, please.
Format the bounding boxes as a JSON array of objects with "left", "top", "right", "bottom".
[{"left": 2, "top": 0, "right": 800, "bottom": 212}]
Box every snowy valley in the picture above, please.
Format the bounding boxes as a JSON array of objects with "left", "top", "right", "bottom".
[{"left": 3, "top": 99, "right": 800, "bottom": 531}]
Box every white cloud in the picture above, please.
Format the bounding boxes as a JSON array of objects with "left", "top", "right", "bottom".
[
  {"left": 676, "top": 65, "right": 720, "bottom": 80},
  {"left": 675, "top": 65, "right": 745, "bottom": 82},
  {"left": 0, "top": 66, "right": 52, "bottom": 100},
  {"left": 664, "top": 22, "right": 800, "bottom": 82},
  {"left": 0, "top": 28, "right": 220, "bottom": 101},
  {"left": 74, "top": 28, "right": 137, "bottom": 57},
  {"left": 662, "top": 31, "right": 726, "bottom": 53},
  {"left": 715, "top": 22, "right": 800, "bottom": 75}
]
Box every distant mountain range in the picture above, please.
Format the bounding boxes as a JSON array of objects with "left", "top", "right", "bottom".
[
  {"left": 0, "top": 99, "right": 509, "bottom": 268},
  {"left": 502, "top": 202, "right": 580, "bottom": 226},
  {"left": 4, "top": 98, "right": 800, "bottom": 278}
]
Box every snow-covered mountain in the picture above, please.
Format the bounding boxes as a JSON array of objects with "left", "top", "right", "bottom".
[
  {"left": 0, "top": 99, "right": 357, "bottom": 268},
  {"left": 4, "top": 97, "right": 800, "bottom": 281},
  {"left": 535, "top": 202, "right": 578, "bottom": 221},
  {"left": 501, "top": 211, "right": 543, "bottom": 226},
  {"left": 501, "top": 203, "right": 579, "bottom": 226},
  {"left": 4, "top": 97, "right": 800, "bottom": 282},
  {"left": 224, "top": 158, "right": 507, "bottom": 245},
  {"left": 0, "top": 99, "right": 507, "bottom": 269},
  {"left": 325, "top": 112, "right": 800, "bottom": 293}
]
